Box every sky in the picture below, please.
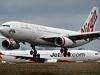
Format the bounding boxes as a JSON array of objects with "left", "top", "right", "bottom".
[{"left": 0, "top": 0, "right": 100, "bottom": 51}]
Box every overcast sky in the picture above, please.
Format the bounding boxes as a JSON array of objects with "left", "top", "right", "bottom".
[{"left": 0, "top": 0, "right": 100, "bottom": 51}]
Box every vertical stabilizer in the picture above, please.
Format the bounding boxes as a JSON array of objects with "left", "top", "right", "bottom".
[{"left": 80, "top": 7, "right": 98, "bottom": 33}]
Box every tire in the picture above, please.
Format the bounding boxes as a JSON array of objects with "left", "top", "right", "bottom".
[
  {"left": 67, "top": 52, "right": 71, "bottom": 57},
  {"left": 37, "top": 54, "right": 40, "bottom": 58},
  {"left": 34, "top": 50, "right": 37, "bottom": 55},
  {"left": 30, "top": 50, "right": 34, "bottom": 55},
  {"left": 63, "top": 52, "right": 67, "bottom": 57},
  {"left": 63, "top": 49, "right": 67, "bottom": 57},
  {"left": 60, "top": 49, "right": 64, "bottom": 53}
]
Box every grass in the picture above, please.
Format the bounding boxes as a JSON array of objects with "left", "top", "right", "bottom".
[{"left": 0, "top": 62, "right": 100, "bottom": 75}]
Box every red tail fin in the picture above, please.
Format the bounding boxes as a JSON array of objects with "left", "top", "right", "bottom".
[{"left": 80, "top": 7, "right": 98, "bottom": 33}]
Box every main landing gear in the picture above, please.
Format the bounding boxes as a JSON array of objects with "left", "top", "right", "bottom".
[
  {"left": 60, "top": 48, "right": 71, "bottom": 57},
  {"left": 30, "top": 45, "right": 40, "bottom": 59}
]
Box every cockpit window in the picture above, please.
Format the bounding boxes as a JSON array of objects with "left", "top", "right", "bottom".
[
  {"left": 95, "top": 53, "right": 99, "bottom": 55},
  {"left": 2, "top": 25, "right": 10, "bottom": 27}
]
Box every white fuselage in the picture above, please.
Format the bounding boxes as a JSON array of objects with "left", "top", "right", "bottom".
[
  {"left": 0, "top": 21, "right": 90, "bottom": 48},
  {"left": 0, "top": 50, "right": 100, "bottom": 63},
  {"left": 0, "top": 7, "right": 99, "bottom": 49}
]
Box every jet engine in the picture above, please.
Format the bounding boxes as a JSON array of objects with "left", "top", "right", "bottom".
[
  {"left": 55, "top": 37, "right": 73, "bottom": 47},
  {"left": 2, "top": 40, "right": 20, "bottom": 49}
]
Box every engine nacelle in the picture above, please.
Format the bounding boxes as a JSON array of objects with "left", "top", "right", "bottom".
[
  {"left": 55, "top": 37, "right": 73, "bottom": 47},
  {"left": 2, "top": 40, "right": 20, "bottom": 49}
]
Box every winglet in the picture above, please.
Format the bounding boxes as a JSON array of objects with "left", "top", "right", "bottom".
[{"left": 80, "top": 7, "right": 99, "bottom": 33}]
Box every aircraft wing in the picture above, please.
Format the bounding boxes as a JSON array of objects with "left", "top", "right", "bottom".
[
  {"left": 2, "top": 54, "right": 46, "bottom": 62},
  {"left": 14, "top": 56, "right": 34, "bottom": 60},
  {"left": 15, "top": 56, "right": 46, "bottom": 62},
  {"left": 68, "top": 31, "right": 100, "bottom": 41},
  {"left": 41, "top": 31, "right": 100, "bottom": 42}
]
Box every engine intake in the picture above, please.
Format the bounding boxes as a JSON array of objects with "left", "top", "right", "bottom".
[
  {"left": 55, "top": 37, "right": 73, "bottom": 47},
  {"left": 2, "top": 40, "right": 20, "bottom": 49}
]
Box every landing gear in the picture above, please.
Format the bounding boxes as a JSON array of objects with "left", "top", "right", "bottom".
[
  {"left": 63, "top": 48, "right": 67, "bottom": 57},
  {"left": 30, "top": 50, "right": 37, "bottom": 58},
  {"left": 67, "top": 52, "right": 71, "bottom": 57},
  {"left": 37, "top": 53, "right": 40, "bottom": 58},
  {"left": 30, "top": 45, "right": 37, "bottom": 59},
  {"left": 60, "top": 48, "right": 64, "bottom": 53},
  {"left": 60, "top": 48, "right": 71, "bottom": 57}
]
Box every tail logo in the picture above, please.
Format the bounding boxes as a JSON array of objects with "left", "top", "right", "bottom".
[{"left": 81, "top": 10, "right": 97, "bottom": 32}]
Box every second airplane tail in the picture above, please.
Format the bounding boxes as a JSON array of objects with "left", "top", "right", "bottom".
[{"left": 80, "top": 7, "right": 99, "bottom": 33}]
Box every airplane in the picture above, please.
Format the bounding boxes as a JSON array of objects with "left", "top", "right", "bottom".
[
  {"left": 0, "top": 49, "right": 100, "bottom": 63},
  {"left": 0, "top": 7, "right": 100, "bottom": 58}
]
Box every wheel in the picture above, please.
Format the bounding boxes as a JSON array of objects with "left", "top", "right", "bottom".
[
  {"left": 34, "top": 49, "right": 37, "bottom": 54},
  {"left": 60, "top": 48, "right": 64, "bottom": 53},
  {"left": 30, "top": 50, "right": 34, "bottom": 55},
  {"left": 30, "top": 50, "right": 37, "bottom": 55},
  {"left": 67, "top": 52, "right": 71, "bottom": 57},
  {"left": 30, "top": 45, "right": 38, "bottom": 59},
  {"left": 63, "top": 52, "right": 67, "bottom": 57},
  {"left": 33, "top": 50, "right": 37, "bottom": 58},
  {"left": 63, "top": 48, "right": 68, "bottom": 57},
  {"left": 37, "top": 53, "right": 40, "bottom": 58}
]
